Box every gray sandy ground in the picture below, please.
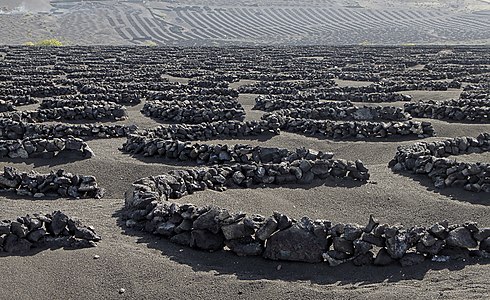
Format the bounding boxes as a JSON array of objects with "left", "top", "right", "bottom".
[{"left": 0, "top": 83, "right": 489, "bottom": 299}]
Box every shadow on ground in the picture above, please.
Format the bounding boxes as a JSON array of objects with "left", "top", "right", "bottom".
[
  {"left": 113, "top": 207, "right": 489, "bottom": 285},
  {"left": 391, "top": 170, "right": 489, "bottom": 206},
  {"left": 0, "top": 150, "right": 89, "bottom": 167}
]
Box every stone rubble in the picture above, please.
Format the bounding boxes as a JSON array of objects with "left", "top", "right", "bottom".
[
  {"left": 389, "top": 133, "right": 490, "bottom": 192},
  {"left": 405, "top": 100, "right": 490, "bottom": 123},
  {"left": 0, "top": 166, "right": 104, "bottom": 199},
  {"left": 123, "top": 178, "right": 489, "bottom": 265},
  {"left": 0, "top": 137, "right": 94, "bottom": 159},
  {"left": 0, "top": 210, "right": 100, "bottom": 254}
]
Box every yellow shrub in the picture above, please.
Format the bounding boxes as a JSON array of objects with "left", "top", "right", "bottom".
[
  {"left": 144, "top": 40, "right": 158, "bottom": 47},
  {"left": 34, "top": 39, "right": 63, "bottom": 46}
]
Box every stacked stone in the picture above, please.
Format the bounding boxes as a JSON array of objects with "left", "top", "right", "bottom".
[
  {"left": 0, "top": 137, "right": 94, "bottom": 159},
  {"left": 0, "top": 166, "right": 104, "bottom": 199},
  {"left": 0, "top": 87, "right": 29, "bottom": 96},
  {"left": 253, "top": 95, "right": 353, "bottom": 111},
  {"left": 266, "top": 106, "right": 410, "bottom": 122},
  {"left": 142, "top": 99, "right": 245, "bottom": 124},
  {"left": 440, "top": 99, "right": 490, "bottom": 107},
  {"left": 0, "top": 85, "right": 76, "bottom": 98},
  {"left": 187, "top": 79, "right": 230, "bottom": 88},
  {"left": 0, "top": 100, "right": 15, "bottom": 112},
  {"left": 28, "top": 85, "right": 78, "bottom": 97},
  {"left": 404, "top": 101, "right": 490, "bottom": 122},
  {"left": 313, "top": 92, "right": 411, "bottom": 103},
  {"left": 190, "top": 74, "right": 239, "bottom": 83},
  {"left": 389, "top": 134, "right": 490, "bottom": 192},
  {"left": 460, "top": 84, "right": 489, "bottom": 100},
  {"left": 239, "top": 73, "right": 304, "bottom": 81},
  {"left": 460, "top": 91, "right": 489, "bottom": 100},
  {"left": 126, "top": 159, "right": 369, "bottom": 203},
  {"left": 262, "top": 113, "right": 434, "bottom": 139},
  {"left": 138, "top": 120, "right": 278, "bottom": 141},
  {"left": 147, "top": 87, "right": 239, "bottom": 98},
  {"left": 0, "top": 211, "right": 100, "bottom": 253},
  {"left": 78, "top": 92, "right": 140, "bottom": 105},
  {"left": 0, "top": 119, "right": 137, "bottom": 139},
  {"left": 311, "top": 80, "right": 459, "bottom": 95},
  {"left": 122, "top": 136, "right": 335, "bottom": 165},
  {"left": 380, "top": 80, "right": 462, "bottom": 91},
  {"left": 122, "top": 180, "right": 489, "bottom": 265},
  {"left": 0, "top": 95, "right": 38, "bottom": 106},
  {"left": 124, "top": 160, "right": 369, "bottom": 207},
  {"left": 238, "top": 80, "right": 336, "bottom": 95},
  {"left": 40, "top": 99, "right": 126, "bottom": 109},
  {"left": 338, "top": 73, "right": 380, "bottom": 82},
  {"left": 0, "top": 104, "right": 128, "bottom": 122}
]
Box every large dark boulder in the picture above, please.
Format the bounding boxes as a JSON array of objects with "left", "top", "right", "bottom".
[
  {"left": 190, "top": 229, "right": 224, "bottom": 251},
  {"left": 263, "top": 225, "right": 326, "bottom": 263},
  {"left": 446, "top": 227, "right": 477, "bottom": 248}
]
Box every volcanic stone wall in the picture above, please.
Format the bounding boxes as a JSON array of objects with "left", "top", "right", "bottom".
[
  {"left": 0, "top": 95, "right": 37, "bottom": 106},
  {"left": 142, "top": 99, "right": 245, "bottom": 124},
  {"left": 138, "top": 120, "right": 279, "bottom": 141},
  {"left": 123, "top": 174, "right": 489, "bottom": 266},
  {"left": 0, "top": 104, "right": 127, "bottom": 122},
  {"left": 253, "top": 95, "right": 353, "bottom": 111},
  {"left": 389, "top": 134, "right": 490, "bottom": 192},
  {"left": 122, "top": 136, "right": 342, "bottom": 165},
  {"left": 0, "top": 137, "right": 94, "bottom": 159},
  {"left": 404, "top": 100, "right": 490, "bottom": 123},
  {"left": 0, "top": 119, "right": 137, "bottom": 140},
  {"left": 0, "top": 100, "right": 15, "bottom": 113},
  {"left": 313, "top": 92, "right": 411, "bottom": 103},
  {"left": 0, "top": 166, "right": 104, "bottom": 198},
  {"left": 268, "top": 106, "right": 410, "bottom": 122},
  {"left": 262, "top": 113, "right": 434, "bottom": 139},
  {"left": 0, "top": 211, "right": 100, "bottom": 253}
]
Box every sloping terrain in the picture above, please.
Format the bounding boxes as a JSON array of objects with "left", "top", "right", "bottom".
[{"left": 0, "top": 0, "right": 489, "bottom": 45}]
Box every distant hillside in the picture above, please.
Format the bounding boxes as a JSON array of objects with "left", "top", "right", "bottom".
[{"left": 0, "top": 0, "right": 488, "bottom": 45}]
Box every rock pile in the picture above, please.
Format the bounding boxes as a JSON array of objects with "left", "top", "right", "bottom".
[
  {"left": 266, "top": 106, "right": 410, "bottom": 122},
  {"left": 76, "top": 87, "right": 142, "bottom": 105},
  {"left": 253, "top": 95, "right": 353, "bottom": 111},
  {"left": 389, "top": 133, "right": 490, "bottom": 192},
  {"left": 0, "top": 95, "right": 38, "bottom": 107},
  {"left": 39, "top": 99, "right": 124, "bottom": 109},
  {"left": 0, "top": 104, "right": 127, "bottom": 122},
  {"left": 122, "top": 137, "right": 337, "bottom": 165},
  {"left": 238, "top": 80, "right": 336, "bottom": 94},
  {"left": 404, "top": 100, "right": 490, "bottom": 123},
  {"left": 262, "top": 113, "right": 434, "bottom": 139},
  {"left": 124, "top": 159, "right": 368, "bottom": 205},
  {"left": 147, "top": 87, "right": 239, "bottom": 99},
  {"left": 313, "top": 92, "right": 411, "bottom": 103},
  {"left": 138, "top": 120, "right": 278, "bottom": 141},
  {"left": 0, "top": 166, "right": 104, "bottom": 199},
  {"left": 142, "top": 98, "right": 245, "bottom": 124},
  {"left": 123, "top": 181, "right": 489, "bottom": 265},
  {"left": 0, "top": 119, "right": 136, "bottom": 140},
  {"left": 0, "top": 137, "right": 94, "bottom": 159},
  {"left": 0, "top": 100, "right": 15, "bottom": 113},
  {"left": 0, "top": 210, "right": 100, "bottom": 253}
]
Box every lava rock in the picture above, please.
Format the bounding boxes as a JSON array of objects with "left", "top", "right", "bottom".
[
  {"left": 190, "top": 229, "right": 225, "bottom": 251},
  {"left": 446, "top": 227, "right": 477, "bottom": 248},
  {"left": 263, "top": 225, "right": 325, "bottom": 263}
]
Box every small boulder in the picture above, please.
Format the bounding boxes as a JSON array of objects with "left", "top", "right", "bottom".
[
  {"left": 263, "top": 225, "right": 325, "bottom": 263},
  {"left": 446, "top": 227, "right": 477, "bottom": 248}
]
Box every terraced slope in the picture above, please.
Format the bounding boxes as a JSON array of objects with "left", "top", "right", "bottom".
[{"left": 0, "top": 0, "right": 489, "bottom": 45}]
